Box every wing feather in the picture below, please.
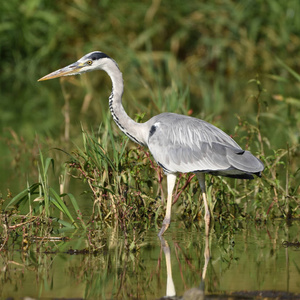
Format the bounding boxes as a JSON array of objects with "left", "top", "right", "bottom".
[{"left": 146, "top": 113, "right": 264, "bottom": 176}]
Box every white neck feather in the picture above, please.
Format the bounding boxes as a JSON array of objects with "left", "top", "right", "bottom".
[{"left": 102, "top": 59, "right": 147, "bottom": 146}]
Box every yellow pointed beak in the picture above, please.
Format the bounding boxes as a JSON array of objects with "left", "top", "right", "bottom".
[{"left": 38, "top": 62, "right": 84, "bottom": 81}]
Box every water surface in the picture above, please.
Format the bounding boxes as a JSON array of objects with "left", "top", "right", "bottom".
[{"left": 1, "top": 220, "right": 299, "bottom": 299}]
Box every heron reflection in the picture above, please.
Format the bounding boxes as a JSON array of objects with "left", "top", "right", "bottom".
[{"left": 159, "top": 235, "right": 210, "bottom": 299}]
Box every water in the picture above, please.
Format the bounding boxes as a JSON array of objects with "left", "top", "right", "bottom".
[{"left": 1, "top": 220, "right": 299, "bottom": 299}]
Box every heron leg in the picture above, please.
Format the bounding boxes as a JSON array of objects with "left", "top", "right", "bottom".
[
  {"left": 196, "top": 172, "right": 210, "bottom": 236},
  {"left": 158, "top": 173, "right": 177, "bottom": 237}
]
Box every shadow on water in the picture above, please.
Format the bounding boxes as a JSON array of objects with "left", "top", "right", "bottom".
[{"left": 0, "top": 220, "right": 300, "bottom": 300}]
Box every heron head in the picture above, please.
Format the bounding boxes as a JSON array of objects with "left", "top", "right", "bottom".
[{"left": 38, "top": 51, "right": 111, "bottom": 81}]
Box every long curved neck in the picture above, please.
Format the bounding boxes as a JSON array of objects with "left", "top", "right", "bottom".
[{"left": 103, "top": 60, "right": 146, "bottom": 146}]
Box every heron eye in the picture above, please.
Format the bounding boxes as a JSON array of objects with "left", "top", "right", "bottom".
[{"left": 87, "top": 60, "right": 93, "bottom": 65}]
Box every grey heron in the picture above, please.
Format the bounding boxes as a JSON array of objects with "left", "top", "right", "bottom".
[{"left": 38, "top": 51, "right": 264, "bottom": 236}]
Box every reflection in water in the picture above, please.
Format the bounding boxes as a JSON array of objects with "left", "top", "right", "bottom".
[
  {"left": 159, "top": 234, "right": 210, "bottom": 300},
  {"left": 160, "top": 236, "right": 176, "bottom": 297},
  {"left": 0, "top": 222, "right": 300, "bottom": 299},
  {"left": 182, "top": 235, "right": 209, "bottom": 300}
]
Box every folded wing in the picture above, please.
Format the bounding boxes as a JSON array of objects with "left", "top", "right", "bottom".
[{"left": 147, "top": 113, "right": 264, "bottom": 178}]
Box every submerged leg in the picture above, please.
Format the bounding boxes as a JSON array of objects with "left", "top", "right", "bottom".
[
  {"left": 158, "top": 173, "right": 177, "bottom": 237},
  {"left": 196, "top": 173, "right": 210, "bottom": 236}
]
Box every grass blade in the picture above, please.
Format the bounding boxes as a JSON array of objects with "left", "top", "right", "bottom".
[{"left": 49, "top": 187, "right": 78, "bottom": 228}]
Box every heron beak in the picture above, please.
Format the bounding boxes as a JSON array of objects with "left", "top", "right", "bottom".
[{"left": 38, "top": 62, "right": 84, "bottom": 81}]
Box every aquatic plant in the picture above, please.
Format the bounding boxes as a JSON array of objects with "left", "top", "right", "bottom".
[
  {"left": 67, "top": 123, "right": 161, "bottom": 230},
  {"left": 2, "top": 149, "right": 82, "bottom": 230}
]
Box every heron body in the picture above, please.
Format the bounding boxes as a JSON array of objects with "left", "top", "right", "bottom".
[{"left": 39, "top": 51, "right": 264, "bottom": 236}]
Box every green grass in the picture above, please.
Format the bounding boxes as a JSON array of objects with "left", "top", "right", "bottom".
[
  {"left": 67, "top": 122, "right": 161, "bottom": 230},
  {"left": 1, "top": 62, "right": 299, "bottom": 242},
  {"left": 3, "top": 149, "right": 82, "bottom": 230},
  {"left": 1, "top": 1, "right": 300, "bottom": 139},
  {"left": 0, "top": 0, "right": 299, "bottom": 250}
]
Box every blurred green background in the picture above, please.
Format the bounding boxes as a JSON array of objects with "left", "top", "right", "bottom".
[{"left": 0, "top": 0, "right": 299, "bottom": 193}]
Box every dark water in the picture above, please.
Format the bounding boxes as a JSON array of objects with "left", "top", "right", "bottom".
[{"left": 1, "top": 220, "right": 299, "bottom": 299}]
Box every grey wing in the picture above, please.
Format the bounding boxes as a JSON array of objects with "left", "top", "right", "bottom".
[{"left": 146, "top": 113, "right": 264, "bottom": 176}]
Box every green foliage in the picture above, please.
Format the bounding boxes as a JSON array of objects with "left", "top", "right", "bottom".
[
  {"left": 1, "top": 0, "right": 300, "bottom": 141},
  {"left": 3, "top": 149, "right": 80, "bottom": 229},
  {"left": 0, "top": 0, "right": 299, "bottom": 236},
  {"left": 67, "top": 122, "right": 161, "bottom": 230}
]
